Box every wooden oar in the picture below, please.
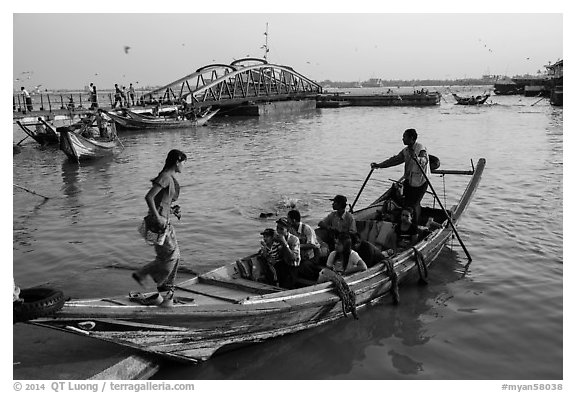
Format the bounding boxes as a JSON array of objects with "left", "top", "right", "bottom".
[
  {"left": 531, "top": 96, "right": 546, "bottom": 106},
  {"left": 409, "top": 155, "right": 472, "bottom": 262},
  {"left": 13, "top": 184, "right": 50, "bottom": 200},
  {"left": 350, "top": 168, "right": 374, "bottom": 212},
  {"left": 16, "top": 135, "right": 30, "bottom": 146}
]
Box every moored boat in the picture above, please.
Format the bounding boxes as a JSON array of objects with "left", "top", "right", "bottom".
[
  {"left": 29, "top": 158, "right": 485, "bottom": 363},
  {"left": 550, "top": 87, "right": 563, "bottom": 106},
  {"left": 103, "top": 108, "right": 219, "bottom": 130},
  {"left": 15, "top": 118, "right": 59, "bottom": 146},
  {"left": 46, "top": 117, "right": 120, "bottom": 162},
  {"left": 452, "top": 93, "right": 490, "bottom": 105}
]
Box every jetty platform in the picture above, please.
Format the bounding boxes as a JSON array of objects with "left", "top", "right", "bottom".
[{"left": 316, "top": 91, "right": 441, "bottom": 107}]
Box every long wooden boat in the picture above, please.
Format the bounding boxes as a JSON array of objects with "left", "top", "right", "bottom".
[
  {"left": 103, "top": 108, "right": 219, "bottom": 130},
  {"left": 57, "top": 123, "right": 119, "bottom": 162},
  {"left": 15, "top": 119, "right": 59, "bottom": 146},
  {"left": 29, "top": 158, "right": 485, "bottom": 363},
  {"left": 453, "top": 93, "right": 490, "bottom": 105}
]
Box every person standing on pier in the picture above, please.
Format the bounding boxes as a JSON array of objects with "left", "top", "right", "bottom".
[
  {"left": 121, "top": 86, "right": 128, "bottom": 107},
  {"left": 134, "top": 149, "right": 187, "bottom": 303},
  {"left": 20, "top": 87, "right": 33, "bottom": 113},
  {"left": 113, "top": 84, "right": 123, "bottom": 108},
  {"left": 371, "top": 128, "right": 429, "bottom": 225},
  {"left": 128, "top": 83, "right": 136, "bottom": 107},
  {"left": 89, "top": 83, "right": 98, "bottom": 109}
]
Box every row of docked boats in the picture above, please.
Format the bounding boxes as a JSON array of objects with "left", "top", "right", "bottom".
[
  {"left": 15, "top": 107, "right": 219, "bottom": 162},
  {"left": 26, "top": 157, "right": 486, "bottom": 364}
]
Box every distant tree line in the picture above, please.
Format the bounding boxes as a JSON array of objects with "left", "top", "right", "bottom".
[{"left": 320, "top": 78, "right": 496, "bottom": 88}]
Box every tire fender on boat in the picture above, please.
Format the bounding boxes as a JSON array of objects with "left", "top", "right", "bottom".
[{"left": 13, "top": 287, "right": 65, "bottom": 323}]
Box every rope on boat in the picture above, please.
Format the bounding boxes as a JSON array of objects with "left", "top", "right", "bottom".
[
  {"left": 413, "top": 247, "right": 428, "bottom": 285},
  {"left": 384, "top": 259, "right": 400, "bottom": 305},
  {"left": 322, "top": 269, "right": 358, "bottom": 320}
]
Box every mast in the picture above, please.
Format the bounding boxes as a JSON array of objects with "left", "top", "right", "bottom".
[{"left": 262, "top": 23, "right": 270, "bottom": 61}]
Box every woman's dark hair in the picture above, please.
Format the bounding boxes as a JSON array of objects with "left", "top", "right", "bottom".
[
  {"left": 162, "top": 149, "right": 187, "bottom": 172},
  {"left": 335, "top": 232, "right": 352, "bottom": 271}
]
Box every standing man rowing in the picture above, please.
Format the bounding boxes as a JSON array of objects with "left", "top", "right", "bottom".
[{"left": 371, "top": 128, "right": 430, "bottom": 225}]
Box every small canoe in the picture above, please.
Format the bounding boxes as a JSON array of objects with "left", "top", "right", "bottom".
[
  {"left": 30, "top": 158, "right": 486, "bottom": 363},
  {"left": 104, "top": 108, "right": 219, "bottom": 130},
  {"left": 56, "top": 121, "right": 119, "bottom": 162},
  {"left": 452, "top": 93, "right": 490, "bottom": 105},
  {"left": 15, "top": 119, "right": 59, "bottom": 146}
]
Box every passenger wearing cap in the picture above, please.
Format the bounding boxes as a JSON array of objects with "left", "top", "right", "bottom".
[
  {"left": 259, "top": 228, "right": 282, "bottom": 266},
  {"left": 318, "top": 195, "right": 357, "bottom": 249},
  {"left": 258, "top": 228, "right": 282, "bottom": 285},
  {"left": 273, "top": 217, "right": 301, "bottom": 289}
]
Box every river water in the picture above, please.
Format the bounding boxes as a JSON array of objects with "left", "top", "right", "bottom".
[{"left": 12, "top": 87, "right": 563, "bottom": 380}]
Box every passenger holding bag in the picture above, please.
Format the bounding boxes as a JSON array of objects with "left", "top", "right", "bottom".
[{"left": 134, "top": 149, "right": 187, "bottom": 298}]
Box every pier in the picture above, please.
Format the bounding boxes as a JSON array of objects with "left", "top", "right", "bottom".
[{"left": 13, "top": 58, "right": 444, "bottom": 123}]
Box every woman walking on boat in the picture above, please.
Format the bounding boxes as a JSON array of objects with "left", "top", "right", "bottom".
[{"left": 134, "top": 149, "right": 187, "bottom": 303}]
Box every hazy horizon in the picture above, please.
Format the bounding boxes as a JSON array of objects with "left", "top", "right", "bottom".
[{"left": 13, "top": 13, "right": 562, "bottom": 91}]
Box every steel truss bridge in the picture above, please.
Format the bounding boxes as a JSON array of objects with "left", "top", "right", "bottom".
[{"left": 142, "top": 58, "right": 323, "bottom": 109}]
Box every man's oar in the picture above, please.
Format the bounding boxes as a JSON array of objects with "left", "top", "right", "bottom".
[
  {"left": 409, "top": 155, "right": 472, "bottom": 262},
  {"left": 13, "top": 184, "right": 50, "bottom": 200},
  {"left": 16, "top": 135, "right": 30, "bottom": 146},
  {"left": 531, "top": 96, "right": 546, "bottom": 106},
  {"left": 350, "top": 168, "right": 374, "bottom": 212}
]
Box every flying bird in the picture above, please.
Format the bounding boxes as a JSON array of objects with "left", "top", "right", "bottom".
[{"left": 123, "top": 46, "right": 131, "bottom": 54}]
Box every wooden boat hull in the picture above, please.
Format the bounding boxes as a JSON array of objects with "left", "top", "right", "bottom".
[
  {"left": 16, "top": 120, "right": 59, "bottom": 146},
  {"left": 31, "top": 159, "right": 486, "bottom": 363},
  {"left": 58, "top": 126, "right": 118, "bottom": 162},
  {"left": 104, "top": 108, "right": 219, "bottom": 130},
  {"left": 453, "top": 93, "right": 490, "bottom": 105}
]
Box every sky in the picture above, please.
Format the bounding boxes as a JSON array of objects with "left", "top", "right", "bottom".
[{"left": 12, "top": 12, "right": 563, "bottom": 90}]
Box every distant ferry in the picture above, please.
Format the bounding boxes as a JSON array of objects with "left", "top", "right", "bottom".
[
  {"left": 494, "top": 77, "right": 523, "bottom": 95},
  {"left": 362, "top": 78, "right": 384, "bottom": 88}
]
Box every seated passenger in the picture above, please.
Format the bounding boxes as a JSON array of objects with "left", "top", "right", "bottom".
[
  {"left": 268, "top": 218, "right": 301, "bottom": 289},
  {"left": 286, "top": 209, "right": 321, "bottom": 281},
  {"left": 258, "top": 228, "right": 281, "bottom": 285},
  {"left": 387, "top": 207, "right": 419, "bottom": 254},
  {"left": 318, "top": 194, "right": 357, "bottom": 250},
  {"left": 318, "top": 233, "right": 367, "bottom": 283},
  {"left": 350, "top": 232, "right": 386, "bottom": 268}
]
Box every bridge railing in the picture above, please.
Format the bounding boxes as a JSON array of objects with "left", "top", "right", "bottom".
[
  {"left": 13, "top": 91, "right": 151, "bottom": 113},
  {"left": 140, "top": 59, "right": 323, "bottom": 108}
]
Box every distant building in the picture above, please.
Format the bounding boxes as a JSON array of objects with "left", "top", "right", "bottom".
[{"left": 545, "top": 60, "right": 563, "bottom": 80}]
